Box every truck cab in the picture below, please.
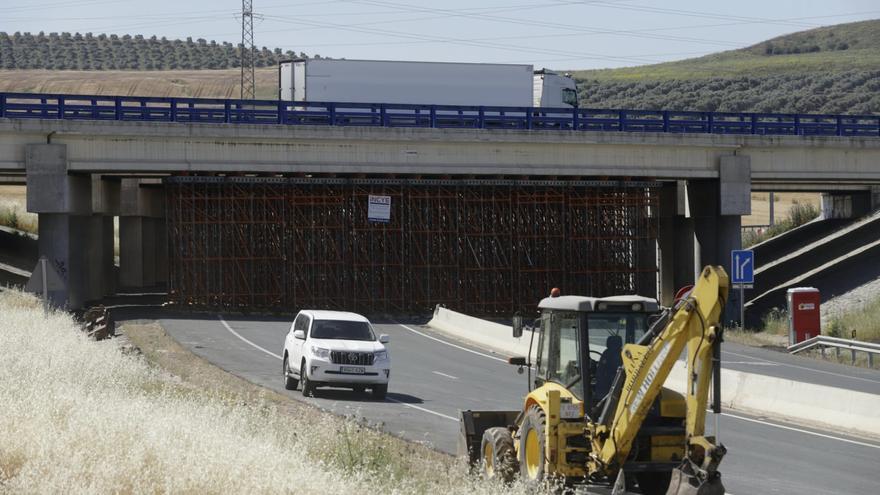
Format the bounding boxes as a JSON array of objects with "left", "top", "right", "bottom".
[{"left": 533, "top": 69, "right": 578, "bottom": 108}]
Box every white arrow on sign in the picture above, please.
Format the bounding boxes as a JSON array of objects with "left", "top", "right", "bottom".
[{"left": 735, "top": 253, "right": 752, "bottom": 281}]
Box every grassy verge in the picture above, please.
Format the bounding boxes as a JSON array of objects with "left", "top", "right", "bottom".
[
  {"left": 728, "top": 299, "right": 880, "bottom": 369},
  {"left": 826, "top": 298, "right": 880, "bottom": 343},
  {"left": 0, "top": 195, "right": 37, "bottom": 234},
  {"left": 742, "top": 202, "right": 820, "bottom": 247},
  {"left": 0, "top": 289, "right": 522, "bottom": 494},
  {"left": 724, "top": 308, "right": 789, "bottom": 349}
]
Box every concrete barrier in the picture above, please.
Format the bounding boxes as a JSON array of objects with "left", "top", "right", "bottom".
[
  {"left": 428, "top": 306, "right": 880, "bottom": 439},
  {"left": 428, "top": 305, "right": 537, "bottom": 361},
  {"left": 666, "top": 363, "right": 880, "bottom": 438}
]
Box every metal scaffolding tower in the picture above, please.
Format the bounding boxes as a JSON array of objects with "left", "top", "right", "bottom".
[
  {"left": 166, "top": 177, "right": 660, "bottom": 315},
  {"left": 240, "top": 0, "right": 256, "bottom": 100}
]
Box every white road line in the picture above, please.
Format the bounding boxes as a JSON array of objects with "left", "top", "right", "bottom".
[
  {"left": 724, "top": 350, "right": 880, "bottom": 384},
  {"left": 398, "top": 321, "right": 880, "bottom": 448},
  {"left": 432, "top": 371, "right": 459, "bottom": 380},
  {"left": 721, "top": 412, "right": 880, "bottom": 450},
  {"left": 217, "top": 315, "right": 457, "bottom": 422},
  {"left": 387, "top": 398, "right": 458, "bottom": 421},
  {"left": 395, "top": 323, "right": 508, "bottom": 363},
  {"left": 722, "top": 361, "right": 779, "bottom": 366},
  {"left": 218, "top": 316, "right": 283, "bottom": 360}
]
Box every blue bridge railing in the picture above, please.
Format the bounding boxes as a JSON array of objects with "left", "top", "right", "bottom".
[{"left": 0, "top": 92, "right": 878, "bottom": 137}]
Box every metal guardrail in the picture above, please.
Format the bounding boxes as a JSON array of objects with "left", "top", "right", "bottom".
[
  {"left": 788, "top": 335, "right": 880, "bottom": 368},
  {"left": 1, "top": 92, "right": 879, "bottom": 137}
]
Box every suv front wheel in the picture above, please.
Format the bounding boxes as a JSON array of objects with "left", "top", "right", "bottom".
[
  {"left": 301, "top": 361, "right": 315, "bottom": 397},
  {"left": 371, "top": 384, "right": 387, "bottom": 400},
  {"left": 283, "top": 355, "right": 298, "bottom": 390}
]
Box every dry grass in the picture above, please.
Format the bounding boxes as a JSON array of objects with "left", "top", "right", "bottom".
[
  {"left": 725, "top": 307, "right": 789, "bottom": 348},
  {"left": 826, "top": 296, "right": 880, "bottom": 343},
  {"left": 0, "top": 69, "right": 278, "bottom": 100},
  {"left": 743, "top": 192, "right": 821, "bottom": 227},
  {"left": 731, "top": 299, "right": 880, "bottom": 369},
  {"left": 0, "top": 289, "right": 525, "bottom": 494},
  {"left": 0, "top": 186, "right": 37, "bottom": 234},
  {"left": 725, "top": 328, "right": 788, "bottom": 348}
]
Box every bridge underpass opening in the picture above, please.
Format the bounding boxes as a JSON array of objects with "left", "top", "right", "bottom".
[{"left": 165, "top": 177, "right": 659, "bottom": 315}]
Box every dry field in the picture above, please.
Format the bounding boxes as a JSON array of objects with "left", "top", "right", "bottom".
[
  {"left": 0, "top": 68, "right": 278, "bottom": 100},
  {"left": 743, "top": 192, "right": 821, "bottom": 227},
  {"left": 0, "top": 186, "right": 36, "bottom": 233}
]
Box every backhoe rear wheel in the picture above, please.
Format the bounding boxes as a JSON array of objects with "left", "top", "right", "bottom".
[
  {"left": 519, "top": 405, "right": 547, "bottom": 483},
  {"left": 480, "top": 427, "right": 517, "bottom": 483}
]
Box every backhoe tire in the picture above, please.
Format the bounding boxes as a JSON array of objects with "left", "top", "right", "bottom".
[
  {"left": 518, "top": 405, "right": 547, "bottom": 484},
  {"left": 480, "top": 427, "right": 517, "bottom": 483},
  {"left": 636, "top": 471, "right": 672, "bottom": 495},
  {"left": 283, "top": 355, "right": 298, "bottom": 391}
]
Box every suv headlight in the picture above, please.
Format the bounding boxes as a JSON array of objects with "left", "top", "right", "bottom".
[
  {"left": 310, "top": 346, "right": 330, "bottom": 359},
  {"left": 374, "top": 350, "right": 388, "bottom": 361}
]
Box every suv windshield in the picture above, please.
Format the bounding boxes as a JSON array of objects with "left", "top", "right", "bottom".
[{"left": 310, "top": 320, "right": 375, "bottom": 341}]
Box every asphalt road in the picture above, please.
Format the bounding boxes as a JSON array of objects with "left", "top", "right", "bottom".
[
  {"left": 149, "top": 313, "right": 880, "bottom": 495},
  {"left": 719, "top": 342, "right": 880, "bottom": 395}
]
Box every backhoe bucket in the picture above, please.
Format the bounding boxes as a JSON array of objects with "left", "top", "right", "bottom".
[{"left": 665, "top": 465, "right": 725, "bottom": 495}]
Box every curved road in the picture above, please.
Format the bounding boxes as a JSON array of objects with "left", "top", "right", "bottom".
[{"left": 149, "top": 313, "right": 880, "bottom": 495}]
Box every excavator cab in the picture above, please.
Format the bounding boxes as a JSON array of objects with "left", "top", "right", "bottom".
[{"left": 530, "top": 295, "right": 660, "bottom": 419}]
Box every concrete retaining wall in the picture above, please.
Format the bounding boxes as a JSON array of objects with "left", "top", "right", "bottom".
[
  {"left": 428, "top": 305, "right": 537, "bottom": 361},
  {"left": 428, "top": 306, "right": 880, "bottom": 439}
]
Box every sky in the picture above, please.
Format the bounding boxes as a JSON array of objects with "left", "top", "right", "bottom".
[{"left": 2, "top": 0, "right": 879, "bottom": 70}]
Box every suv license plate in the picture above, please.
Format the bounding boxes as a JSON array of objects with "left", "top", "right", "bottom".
[{"left": 340, "top": 366, "right": 365, "bottom": 374}]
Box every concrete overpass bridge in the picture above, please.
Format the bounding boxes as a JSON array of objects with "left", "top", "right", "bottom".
[{"left": 2, "top": 93, "right": 879, "bottom": 320}]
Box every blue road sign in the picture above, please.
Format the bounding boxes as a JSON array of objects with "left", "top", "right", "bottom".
[{"left": 731, "top": 249, "right": 755, "bottom": 285}]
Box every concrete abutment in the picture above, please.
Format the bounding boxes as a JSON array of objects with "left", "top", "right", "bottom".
[{"left": 25, "top": 144, "right": 166, "bottom": 308}]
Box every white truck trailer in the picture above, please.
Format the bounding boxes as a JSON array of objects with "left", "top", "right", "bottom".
[{"left": 278, "top": 58, "right": 578, "bottom": 108}]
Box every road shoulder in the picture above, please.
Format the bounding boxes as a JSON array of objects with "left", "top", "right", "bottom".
[{"left": 119, "top": 320, "right": 455, "bottom": 465}]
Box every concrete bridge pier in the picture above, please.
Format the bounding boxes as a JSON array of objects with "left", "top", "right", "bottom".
[
  {"left": 119, "top": 179, "right": 165, "bottom": 291},
  {"left": 658, "top": 181, "right": 697, "bottom": 306},
  {"left": 25, "top": 144, "right": 96, "bottom": 309},
  {"left": 693, "top": 156, "right": 750, "bottom": 326},
  {"left": 658, "top": 157, "right": 750, "bottom": 325},
  {"left": 89, "top": 176, "right": 119, "bottom": 298}
]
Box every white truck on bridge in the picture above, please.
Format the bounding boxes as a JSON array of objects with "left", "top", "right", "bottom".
[{"left": 278, "top": 58, "right": 578, "bottom": 108}]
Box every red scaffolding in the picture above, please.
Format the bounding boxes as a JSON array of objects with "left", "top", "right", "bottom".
[{"left": 166, "top": 177, "right": 659, "bottom": 315}]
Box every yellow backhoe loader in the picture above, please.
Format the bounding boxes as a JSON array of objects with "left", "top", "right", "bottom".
[{"left": 459, "top": 266, "right": 729, "bottom": 495}]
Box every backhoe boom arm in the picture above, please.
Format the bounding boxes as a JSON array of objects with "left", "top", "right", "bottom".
[{"left": 588, "top": 266, "right": 729, "bottom": 489}]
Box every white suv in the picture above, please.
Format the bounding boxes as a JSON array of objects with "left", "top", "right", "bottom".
[{"left": 282, "top": 310, "right": 391, "bottom": 399}]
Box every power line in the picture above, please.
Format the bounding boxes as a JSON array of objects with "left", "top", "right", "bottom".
[
  {"left": 0, "top": 0, "right": 119, "bottom": 14},
  {"left": 185, "top": 9, "right": 880, "bottom": 58},
  {"left": 343, "top": 0, "right": 743, "bottom": 48},
  {"left": 575, "top": 1, "right": 826, "bottom": 28},
  {"left": 261, "top": 13, "right": 665, "bottom": 65}
]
